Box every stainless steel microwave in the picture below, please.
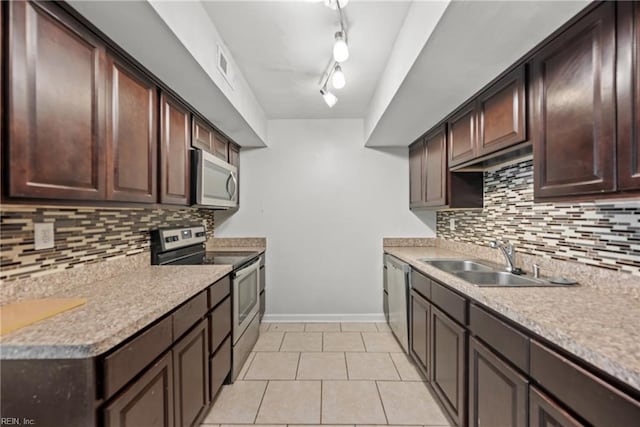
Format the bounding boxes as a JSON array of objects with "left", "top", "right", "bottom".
[{"left": 191, "top": 149, "right": 238, "bottom": 209}]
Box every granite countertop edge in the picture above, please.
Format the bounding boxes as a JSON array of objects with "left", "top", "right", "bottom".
[
  {"left": 384, "top": 247, "right": 640, "bottom": 392},
  {"left": 0, "top": 265, "right": 234, "bottom": 360}
]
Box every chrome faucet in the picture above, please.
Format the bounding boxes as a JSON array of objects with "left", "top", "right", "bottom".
[{"left": 490, "top": 240, "right": 518, "bottom": 273}]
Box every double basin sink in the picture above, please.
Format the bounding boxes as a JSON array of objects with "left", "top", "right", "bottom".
[{"left": 420, "top": 259, "right": 567, "bottom": 287}]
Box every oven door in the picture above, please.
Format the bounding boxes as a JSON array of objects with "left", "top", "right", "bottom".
[
  {"left": 232, "top": 257, "right": 261, "bottom": 344},
  {"left": 192, "top": 149, "right": 238, "bottom": 208}
]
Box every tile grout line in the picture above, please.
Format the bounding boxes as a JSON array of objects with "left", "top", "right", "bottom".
[
  {"left": 374, "top": 379, "right": 390, "bottom": 425},
  {"left": 295, "top": 352, "right": 301, "bottom": 380},
  {"left": 360, "top": 332, "right": 367, "bottom": 352},
  {"left": 344, "top": 352, "right": 350, "bottom": 380},
  {"left": 277, "top": 331, "right": 285, "bottom": 351},
  {"left": 319, "top": 379, "right": 323, "bottom": 425},
  {"left": 389, "top": 352, "right": 404, "bottom": 382},
  {"left": 252, "top": 380, "right": 269, "bottom": 424}
]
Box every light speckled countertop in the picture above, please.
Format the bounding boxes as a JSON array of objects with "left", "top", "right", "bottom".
[
  {"left": 385, "top": 246, "right": 640, "bottom": 392},
  {"left": 0, "top": 265, "right": 232, "bottom": 359}
]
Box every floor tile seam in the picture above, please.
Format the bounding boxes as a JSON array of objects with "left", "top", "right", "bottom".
[
  {"left": 252, "top": 380, "right": 270, "bottom": 424},
  {"left": 388, "top": 352, "right": 404, "bottom": 382},
  {"left": 295, "top": 352, "right": 302, "bottom": 380},
  {"left": 374, "top": 380, "right": 389, "bottom": 425}
]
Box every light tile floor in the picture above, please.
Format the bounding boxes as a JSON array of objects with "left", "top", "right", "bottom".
[{"left": 201, "top": 322, "right": 451, "bottom": 427}]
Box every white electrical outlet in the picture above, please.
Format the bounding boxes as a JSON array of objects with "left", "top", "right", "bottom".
[
  {"left": 34, "top": 222, "right": 55, "bottom": 250},
  {"left": 449, "top": 218, "right": 456, "bottom": 232}
]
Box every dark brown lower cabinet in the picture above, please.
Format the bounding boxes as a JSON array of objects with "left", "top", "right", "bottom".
[
  {"left": 104, "top": 352, "right": 174, "bottom": 427},
  {"left": 410, "top": 289, "right": 430, "bottom": 375},
  {"left": 173, "top": 320, "right": 210, "bottom": 427},
  {"left": 530, "top": 386, "right": 584, "bottom": 427},
  {"left": 431, "top": 306, "right": 467, "bottom": 426},
  {"left": 210, "top": 337, "right": 231, "bottom": 401},
  {"left": 468, "top": 337, "right": 528, "bottom": 427}
]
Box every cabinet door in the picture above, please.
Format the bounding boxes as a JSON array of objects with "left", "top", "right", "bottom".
[
  {"left": 478, "top": 65, "right": 527, "bottom": 156},
  {"left": 532, "top": 2, "right": 616, "bottom": 199},
  {"left": 173, "top": 319, "right": 210, "bottom": 427},
  {"left": 409, "top": 140, "right": 425, "bottom": 207},
  {"left": 7, "top": 1, "right": 106, "bottom": 200},
  {"left": 448, "top": 103, "right": 477, "bottom": 167},
  {"left": 160, "top": 93, "right": 190, "bottom": 205},
  {"left": 228, "top": 143, "right": 240, "bottom": 169},
  {"left": 617, "top": 2, "right": 640, "bottom": 191},
  {"left": 431, "top": 306, "right": 466, "bottom": 426},
  {"left": 213, "top": 133, "right": 229, "bottom": 161},
  {"left": 192, "top": 116, "right": 214, "bottom": 153},
  {"left": 104, "top": 352, "right": 174, "bottom": 427},
  {"left": 106, "top": 55, "right": 157, "bottom": 202},
  {"left": 468, "top": 337, "right": 528, "bottom": 427},
  {"left": 424, "top": 126, "right": 447, "bottom": 206},
  {"left": 410, "top": 289, "right": 430, "bottom": 375},
  {"left": 530, "top": 386, "right": 584, "bottom": 427}
]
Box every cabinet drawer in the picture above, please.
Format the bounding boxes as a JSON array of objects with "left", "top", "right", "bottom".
[
  {"left": 530, "top": 340, "right": 640, "bottom": 426},
  {"left": 411, "top": 269, "right": 431, "bottom": 299},
  {"left": 210, "top": 296, "right": 231, "bottom": 353},
  {"left": 210, "top": 336, "right": 231, "bottom": 400},
  {"left": 173, "top": 291, "right": 207, "bottom": 339},
  {"left": 431, "top": 280, "right": 467, "bottom": 325},
  {"left": 103, "top": 315, "right": 172, "bottom": 400},
  {"left": 209, "top": 275, "right": 230, "bottom": 309},
  {"left": 470, "top": 304, "right": 529, "bottom": 373}
]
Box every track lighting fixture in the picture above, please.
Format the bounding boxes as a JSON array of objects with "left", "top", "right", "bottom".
[
  {"left": 318, "top": 0, "right": 350, "bottom": 107},
  {"left": 320, "top": 86, "right": 338, "bottom": 108},
  {"left": 333, "top": 31, "right": 349, "bottom": 63},
  {"left": 324, "top": 0, "right": 349, "bottom": 10},
  {"left": 332, "top": 65, "right": 345, "bottom": 89}
]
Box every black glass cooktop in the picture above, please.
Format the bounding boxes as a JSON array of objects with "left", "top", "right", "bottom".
[{"left": 202, "top": 251, "right": 260, "bottom": 269}]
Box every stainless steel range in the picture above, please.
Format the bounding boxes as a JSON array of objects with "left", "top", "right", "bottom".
[{"left": 151, "top": 225, "right": 261, "bottom": 381}]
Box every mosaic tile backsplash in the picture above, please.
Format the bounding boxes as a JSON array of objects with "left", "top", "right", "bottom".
[
  {"left": 437, "top": 159, "right": 640, "bottom": 276},
  {"left": 0, "top": 205, "right": 215, "bottom": 282}
]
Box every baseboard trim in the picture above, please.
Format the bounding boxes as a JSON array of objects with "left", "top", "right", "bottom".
[{"left": 261, "top": 313, "right": 386, "bottom": 323}]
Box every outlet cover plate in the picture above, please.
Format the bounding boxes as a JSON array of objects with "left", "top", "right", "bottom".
[{"left": 34, "top": 222, "right": 55, "bottom": 250}]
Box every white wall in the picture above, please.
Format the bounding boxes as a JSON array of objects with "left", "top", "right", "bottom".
[{"left": 215, "top": 119, "right": 435, "bottom": 322}]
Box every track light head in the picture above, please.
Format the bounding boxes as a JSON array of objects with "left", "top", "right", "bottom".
[
  {"left": 320, "top": 86, "right": 338, "bottom": 108},
  {"left": 332, "top": 65, "right": 345, "bottom": 89},
  {"left": 333, "top": 31, "right": 349, "bottom": 63}
]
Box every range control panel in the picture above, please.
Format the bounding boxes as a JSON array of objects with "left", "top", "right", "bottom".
[{"left": 155, "top": 225, "right": 207, "bottom": 252}]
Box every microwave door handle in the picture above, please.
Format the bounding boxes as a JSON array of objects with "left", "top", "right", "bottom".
[
  {"left": 230, "top": 172, "right": 238, "bottom": 200},
  {"left": 225, "top": 174, "right": 233, "bottom": 197}
]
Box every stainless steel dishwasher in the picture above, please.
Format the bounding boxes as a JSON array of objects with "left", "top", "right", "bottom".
[{"left": 384, "top": 254, "right": 410, "bottom": 353}]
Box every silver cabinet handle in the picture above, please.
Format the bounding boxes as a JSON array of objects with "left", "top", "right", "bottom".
[{"left": 226, "top": 174, "right": 233, "bottom": 197}]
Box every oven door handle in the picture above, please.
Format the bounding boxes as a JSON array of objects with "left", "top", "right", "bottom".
[{"left": 234, "top": 257, "right": 261, "bottom": 279}]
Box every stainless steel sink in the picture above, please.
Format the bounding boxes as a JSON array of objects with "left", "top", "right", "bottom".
[
  {"left": 419, "top": 258, "right": 568, "bottom": 287},
  {"left": 454, "top": 271, "right": 546, "bottom": 287},
  {"left": 420, "top": 259, "right": 493, "bottom": 273}
]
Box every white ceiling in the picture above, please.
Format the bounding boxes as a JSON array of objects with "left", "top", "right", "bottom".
[{"left": 201, "top": 1, "right": 412, "bottom": 119}]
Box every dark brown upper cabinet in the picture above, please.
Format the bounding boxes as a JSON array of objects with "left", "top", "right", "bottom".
[
  {"left": 7, "top": 1, "right": 107, "bottom": 200},
  {"left": 532, "top": 2, "right": 616, "bottom": 200},
  {"left": 477, "top": 65, "right": 527, "bottom": 157},
  {"left": 617, "top": 2, "right": 640, "bottom": 192},
  {"left": 160, "top": 94, "right": 190, "bottom": 205},
  {"left": 105, "top": 55, "right": 157, "bottom": 203},
  {"left": 447, "top": 103, "right": 477, "bottom": 167},
  {"left": 424, "top": 126, "right": 447, "bottom": 206},
  {"left": 212, "top": 133, "right": 229, "bottom": 162},
  {"left": 409, "top": 125, "right": 483, "bottom": 210},
  {"left": 228, "top": 143, "right": 240, "bottom": 169},
  {"left": 409, "top": 140, "right": 425, "bottom": 207},
  {"left": 448, "top": 64, "right": 527, "bottom": 169}
]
